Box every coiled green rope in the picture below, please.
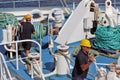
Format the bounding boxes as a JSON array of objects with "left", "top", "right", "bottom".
[
  {"left": 94, "top": 25, "right": 120, "bottom": 50},
  {"left": 0, "top": 13, "right": 18, "bottom": 27},
  {"left": 32, "top": 22, "right": 47, "bottom": 39}
]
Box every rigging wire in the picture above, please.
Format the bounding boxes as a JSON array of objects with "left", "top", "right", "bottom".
[
  {"left": 59, "top": 0, "right": 71, "bottom": 14},
  {"left": 62, "top": 0, "right": 71, "bottom": 12}
]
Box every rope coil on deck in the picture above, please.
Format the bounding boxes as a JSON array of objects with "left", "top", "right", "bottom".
[
  {"left": 94, "top": 25, "right": 120, "bottom": 50},
  {"left": 0, "top": 13, "right": 18, "bottom": 27}
]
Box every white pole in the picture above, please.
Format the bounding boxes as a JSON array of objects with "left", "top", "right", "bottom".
[
  {"left": 0, "top": 57, "right": 2, "bottom": 80},
  {"left": 16, "top": 42, "right": 19, "bottom": 70},
  {"left": 114, "top": 0, "right": 116, "bottom": 8},
  {"left": 73, "top": 1, "right": 75, "bottom": 11},
  {"left": 38, "top": 0, "right": 40, "bottom": 8}
]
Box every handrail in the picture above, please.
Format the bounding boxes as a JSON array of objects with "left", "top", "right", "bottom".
[
  {"left": 0, "top": 52, "right": 13, "bottom": 80},
  {"left": 0, "top": 0, "right": 120, "bottom": 10},
  {"left": 0, "top": 0, "right": 80, "bottom": 9},
  {"left": 0, "top": 39, "right": 41, "bottom": 70}
]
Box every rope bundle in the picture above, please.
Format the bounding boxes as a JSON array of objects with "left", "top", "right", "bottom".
[
  {"left": 94, "top": 25, "right": 120, "bottom": 50},
  {"left": 32, "top": 22, "right": 47, "bottom": 39},
  {"left": 0, "top": 13, "right": 18, "bottom": 27}
]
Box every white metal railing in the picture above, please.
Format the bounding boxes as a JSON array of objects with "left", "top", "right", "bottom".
[
  {"left": 0, "top": 0, "right": 120, "bottom": 9},
  {"left": 0, "top": 0, "right": 79, "bottom": 9},
  {"left": 0, "top": 39, "right": 45, "bottom": 79},
  {"left": 0, "top": 52, "right": 13, "bottom": 80},
  {"left": 0, "top": 39, "right": 41, "bottom": 70}
]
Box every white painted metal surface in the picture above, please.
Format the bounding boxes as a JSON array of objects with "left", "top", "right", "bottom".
[
  {"left": 55, "top": 52, "right": 70, "bottom": 75},
  {"left": 55, "top": 0, "right": 95, "bottom": 44},
  {"left": 2, "top": 29, "right": 8, "bottom": 42},
  {"left": 55, "top": 0, "right": 120, "bottom": 45}
]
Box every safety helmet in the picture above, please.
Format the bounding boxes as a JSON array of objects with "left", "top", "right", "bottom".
[
  {"left": 80, "top": 39, "right": 91, "bottom": 48},
  {"left": 24, "top": 14, "right": 31, "bottom": 19}
]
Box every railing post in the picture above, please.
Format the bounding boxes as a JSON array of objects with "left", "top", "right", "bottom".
[
  {"left": 73, "top": 1, "right": 75, "bottom": 11},
  {"left": 38, "top": 0, "right": 40, "bottom": 8},
  {"left": 114, "top": 0, "right": 116, "bottom": 8},
  {"left": 0, "top": 57, "right": 2, "bottom": 80},
  {"left": 16, "top": 42, "right": 19, "bottom": 70},
  {"left": 13, "top": 1, "right": 15, "bottom": 9}
]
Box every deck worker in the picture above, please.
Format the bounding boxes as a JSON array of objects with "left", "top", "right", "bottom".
[
  {"left": 19, "top": 14, "right": 35, "bottom": 73},
  {"left": 72, "top": 39, "right": 94, "bottom": 80},
  {"left": 19, "top": 14, "right": 35, "bottom": 57}
]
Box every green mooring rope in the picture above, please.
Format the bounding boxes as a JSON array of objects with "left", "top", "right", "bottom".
[
  {"left": 32, "top": 22, "right": 47, "bottom": 39},
  {"left": 94, "top": 25, "right": 120, "bottom": 50},
  {"left": 0, "top": 13, "right": 18, "bottom": 27}
]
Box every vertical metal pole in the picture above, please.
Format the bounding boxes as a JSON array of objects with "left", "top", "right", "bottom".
[
  {"left": 73, "top": 1, "right": 75, "bottom": 11},
  {"left": 38, "top": 0, "right": 40, "bottom": 8},
  {"left": 40, "top": 23, "right": 42, "bottom": 48},
  {"left": 114, "top": 0, "right": 116, "bottom": 8},
  {"left": 13, "top": 1, "right": 15, "bottom": 9},
  {"left": 16, "top": 42, "right": 19, "bottom": 70},
  {"left": 31, "top": 62, "right": 34, "bottom": 78},
  {"left": 0, "top": 57, "right": 2, "bottom": 80}
]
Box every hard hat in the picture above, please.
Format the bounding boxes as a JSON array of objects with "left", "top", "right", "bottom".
[
  {"left": 80, "top": 39, "right": 91, "bottom": 48},
  {"left": 24, "top": 14, "right": 31, "bottom": 19}
]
